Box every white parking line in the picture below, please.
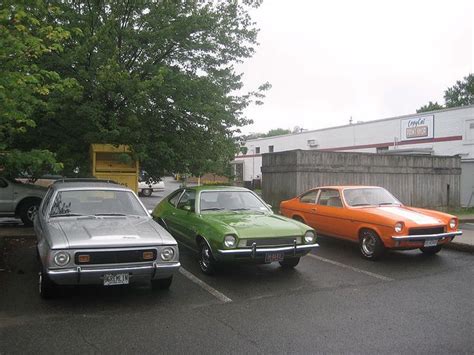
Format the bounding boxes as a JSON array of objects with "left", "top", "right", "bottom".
[
  {"left": 307, "top": 254, "right": 394, "bottom": 281},
  {"left": 179, "top": 267, "right": 232, "bottom": 303}
]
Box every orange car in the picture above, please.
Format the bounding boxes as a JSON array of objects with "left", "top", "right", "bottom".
[{"left": 280, "top": 186, "right": 462, "bottom": 260}]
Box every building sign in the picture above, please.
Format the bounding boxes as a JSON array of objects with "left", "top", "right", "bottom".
[{"left": 400, "top": 115, "right": 434, "bottom": 141}]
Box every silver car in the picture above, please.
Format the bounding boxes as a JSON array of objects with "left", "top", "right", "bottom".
[{"left": 34, "top": 179, "right": 180, "bottom": 298}]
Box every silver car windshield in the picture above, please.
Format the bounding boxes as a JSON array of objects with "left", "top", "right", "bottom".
[
  {"left": 49, "top": 190, "right": 147, "bottom": 217},
  {"left": 200, "top": 191, "right": 270, "bottom": 213},
  {"left": 343, "top": 188, "right": 401, "bottom": 207}
]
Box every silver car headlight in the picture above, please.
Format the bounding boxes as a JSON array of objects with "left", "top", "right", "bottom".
[
  {"left": 160, "top": 247, "right": 175, "bottom": 261},
  {"left": 449, "top": 218, "right": 456, "bottom": 229},
  {"left": 304, "top": 231, "right": 315, "bottom": 244},
  {"left": 53, "top": 251, "right": 70, "bottom": 267},
  {"left": 224, "top": 235, "right": 237, "bottom": 248},
  {"left": 394, "top": 222, "right": 404, "bottom": 233}
]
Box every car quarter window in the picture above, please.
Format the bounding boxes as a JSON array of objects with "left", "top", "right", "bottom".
[
  {"left": 300, "top": 190, "right": 318, "bottom": 203},
  {"left": 41, "top": 189, "right": 54, "bottom": 216},
  {"left": 168, "top": 190, "right": 183, "bottom": 207},
  {"left": 317, "top": 189, "right": 343, "bottom": 207},
  {"left": 177, "top": 190, "right": 196, "bottom": 211}
]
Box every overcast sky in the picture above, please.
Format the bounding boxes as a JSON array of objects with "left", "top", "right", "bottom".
[{"left": 237, "top": 0, "right": 473, "bottom": 134}]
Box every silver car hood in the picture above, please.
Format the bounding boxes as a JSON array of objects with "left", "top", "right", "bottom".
[{"left": 48, "top": 217, "right": 176, "bottom": 249}]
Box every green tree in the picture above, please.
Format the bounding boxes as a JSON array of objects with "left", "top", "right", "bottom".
[
  {"left": 0, "top": 1, "right": 76, "bottom": 177},
  {"left": 444, "top": 74, "right": 474, "bottom": 107},
  {"left": 416, "top": 101, "right": 444, "bottom": 113},
  {"left": 417, "top": 74, "right": 473, "bottom": 113},
  {"left": 264, "top": 128, "right": 291, "bottom": 137},
  {"left": 13, "top": 0, "right": 268, "bottom": 179}
]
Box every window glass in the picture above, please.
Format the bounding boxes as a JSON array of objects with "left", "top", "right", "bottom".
[
  {"left": 255, "top": 147, "right": 260, "bottom": 154},
  {"left": 343, "top": 188, "right": 401, "bottom": 207},
  {"left": 300, "top": 190, "right": 318, "bottom": 204},
  {"left": 41, "top": 189, "right": 54, "bottom": 216},
  {"left": 177, "top": 190, "right": 196, "bottom": 211},
  {"left": 49, "top": 190, "right": 147, "bottom": 217},
  {"left": 317, "top": 189, "right": 343, "bottom": 207},
  {"left": 268, "top": 145, "right": 274, "bottom": 153},
  {"left": 200, "top": 191, "right": 269, "bottom": 213},
  {"left": 168, "top": 190, "right": 183, "bottom": 207}
]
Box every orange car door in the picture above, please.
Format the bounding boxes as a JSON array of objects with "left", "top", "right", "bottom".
[
  {"left": 314, "top": 189, "right": 353, "bottom": 239},
  {"left": 296, "top": 189, "right": 320, "bottom": 227}
]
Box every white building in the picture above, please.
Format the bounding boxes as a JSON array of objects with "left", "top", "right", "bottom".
[{"left": 232, "top": 105, "right": 474, "bottom": 206}]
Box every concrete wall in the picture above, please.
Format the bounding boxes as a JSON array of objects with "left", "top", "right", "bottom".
[{"left": 262, "top": 150, "right": 462, "bottom": 209}]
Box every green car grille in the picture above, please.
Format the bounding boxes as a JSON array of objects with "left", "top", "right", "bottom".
[{"left": 244, "top": 237, "right": 300, "bottom": 247}]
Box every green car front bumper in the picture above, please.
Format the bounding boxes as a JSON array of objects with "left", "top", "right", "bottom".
[{"left": 216, "top": 242, "right": 319, "bottom": 260}]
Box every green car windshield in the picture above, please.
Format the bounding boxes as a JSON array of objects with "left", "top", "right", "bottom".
[{"left": 200, "top": 191, "right": 270, "bottom": 213}]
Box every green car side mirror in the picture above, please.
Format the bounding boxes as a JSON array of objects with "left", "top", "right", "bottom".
[{"left": 183, "top": 205, "right": 192, "bottom": 212}]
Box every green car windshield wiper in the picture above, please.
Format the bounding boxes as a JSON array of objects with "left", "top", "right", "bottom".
[
  {"left": 201, "top": 207, "right": 225, "bottom": 211},
  {"left": 231, "top": 208, "right": 250, "bottom": 211}
]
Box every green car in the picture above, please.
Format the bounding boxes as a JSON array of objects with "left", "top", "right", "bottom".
[{"left": 152, "top": 186, "right": 319, "bottom": 275}]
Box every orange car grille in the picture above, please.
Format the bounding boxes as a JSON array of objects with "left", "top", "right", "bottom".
[{"left": 408, "top": 227, "right": 445, "bottom": 235}]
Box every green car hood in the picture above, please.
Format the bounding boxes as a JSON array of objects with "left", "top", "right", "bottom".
[{"left": 201, "top": 213, "right": 306, "bottom": 239}]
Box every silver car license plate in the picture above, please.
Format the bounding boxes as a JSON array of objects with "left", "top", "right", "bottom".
[
  {"left": 424, "top": 239, "right": 438, "bottom": 247},
  {"left": 103, "top": 273, "right": 129, "bottom": 286}
]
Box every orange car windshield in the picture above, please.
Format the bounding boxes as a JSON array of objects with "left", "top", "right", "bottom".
[{"left": 343, "top": 188, "right": 401, "bottom": 207}]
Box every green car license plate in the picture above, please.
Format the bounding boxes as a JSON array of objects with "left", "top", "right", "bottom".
[
  {"left": 103, "top": 273, "right": 129, "bottom": 286},
  {"left": 265, "top": 252, "right": 284, "bottom": 263}
]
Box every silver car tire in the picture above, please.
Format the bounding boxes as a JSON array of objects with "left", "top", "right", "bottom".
[{"left": 39, "top": 268, "right": 56, "bottom": 299}]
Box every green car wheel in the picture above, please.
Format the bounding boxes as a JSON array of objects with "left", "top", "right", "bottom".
[{"left": 198, "top": 240, "right": 218, "bottom": 275}]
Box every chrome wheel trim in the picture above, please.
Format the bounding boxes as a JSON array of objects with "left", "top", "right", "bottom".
[
  {"left": 199, "top": 244, "right": 211, "bottom": 271},
  {"left": 362, "top": 233, "right": 376, "bottom": 256},
  {"left": 27, "top": 205, "right": 38, "bottom": 222},
  {"left": 38, "top": 272, "right": 43, "bottom": 294}
]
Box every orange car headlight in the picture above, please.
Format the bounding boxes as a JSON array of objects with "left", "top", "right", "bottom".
[
  {"left": 449, "top": 218, "right": 456, "bottom": 229},
  {"left": 394, "top": 222, "right": 404, "bottom": 233}
]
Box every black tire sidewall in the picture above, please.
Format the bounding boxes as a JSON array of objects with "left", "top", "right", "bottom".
[
  {"left": 20, "top": 200, "right": 40, "bottom": 226},
  {"left": 359, "top": 230, "right": 384, "bottom": 260},
  {"left": 142, "top": 189, "right": 152, "bottom": 197}
]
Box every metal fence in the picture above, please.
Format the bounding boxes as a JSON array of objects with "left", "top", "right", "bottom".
[{"left": 261, "top": 150, "right": 461, "bottom": 209}]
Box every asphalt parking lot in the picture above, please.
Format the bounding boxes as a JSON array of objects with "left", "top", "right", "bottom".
[{"left": 1, "top": 180, "right": 473, "bottom": 354}]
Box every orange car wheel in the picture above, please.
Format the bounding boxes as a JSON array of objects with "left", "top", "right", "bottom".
[{"left": 359, "top": 229, "right": 385, "bottom": 261}]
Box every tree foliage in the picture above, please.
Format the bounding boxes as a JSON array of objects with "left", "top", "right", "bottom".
[
  {"left": 7, "top": 0, "right": 268, "bottom": 179},
  {"left": 0, "top": 0, "right": 76, "bottom": 176},
  {"left": 417, "top": 74, "right": 473, "bottom": 113}
]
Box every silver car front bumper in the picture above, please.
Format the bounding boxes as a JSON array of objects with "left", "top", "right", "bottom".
[
  {"left": 217, "top": 243, "right": 319, "bottom": 258},
  {"left": 391, "top": 231, "right": 462, "bottom": 242},
  {"left": 47, "top": 262, "right": 180, "bottom": 285}
]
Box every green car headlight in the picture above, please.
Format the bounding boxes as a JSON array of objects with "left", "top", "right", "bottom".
[
  {"left": 304, "top": 231, "right": 315, "bottom": 244},
  {"left": 224, "top": 235, "right": 237, "bottom": 248}
]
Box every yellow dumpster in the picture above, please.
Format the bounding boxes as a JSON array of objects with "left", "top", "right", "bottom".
[{"left": 90, "top": 144, "right": 139, "bottom": 192}]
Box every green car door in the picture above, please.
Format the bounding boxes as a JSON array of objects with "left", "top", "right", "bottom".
[{"left": 164, "top": 189, "right": 198, "bottom": 245}]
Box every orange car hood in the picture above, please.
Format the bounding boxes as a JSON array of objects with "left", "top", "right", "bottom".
[{"left": 357, "top": 206, "right": 444, "bottom": 226}]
